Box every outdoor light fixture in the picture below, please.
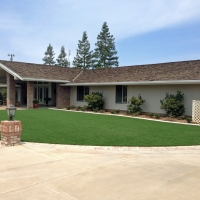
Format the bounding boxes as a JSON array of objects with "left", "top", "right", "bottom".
[{"left": 6, "top": 104, "right": 17, "bottom": 121}]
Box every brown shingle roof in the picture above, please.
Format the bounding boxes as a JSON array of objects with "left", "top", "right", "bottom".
[
  {"left": 0, "top": 60, "right": 82, "bottom": 82},
  {"left": 1, "top": 59, "right": 200, "bottom": 83},
  {"left": 73, "top": 60, "right": 200, "bottom": 83}
]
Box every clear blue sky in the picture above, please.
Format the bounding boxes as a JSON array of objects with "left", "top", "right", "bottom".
[{"left": 1, "top": 0, "right": 200, "bottom": 66}]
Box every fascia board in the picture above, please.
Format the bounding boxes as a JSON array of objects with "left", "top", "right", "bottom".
[
  {"left": 60, "top": 80, "right": 200, "bottom": 86},
  {"left": 22, "top": 78, "right": 70, "bottom": 83}
]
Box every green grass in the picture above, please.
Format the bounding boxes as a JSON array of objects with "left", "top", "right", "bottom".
[{"left": 0, "top": 109, "right": 200, "bottom": 147}]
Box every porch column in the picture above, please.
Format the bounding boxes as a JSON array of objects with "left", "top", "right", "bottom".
[
  {"left": 56, "top": 84, "right": 70, "bottom": 109},
  {"left": 27, "top": 81, "right": 34, "bottom": 109},
  {"left": 6, "top": 73, "right": 16, "bottom": 106}
]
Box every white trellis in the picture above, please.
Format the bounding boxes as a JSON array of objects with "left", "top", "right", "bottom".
[{"left": 192, "top": 100, "right": 200, "bottom": 123}]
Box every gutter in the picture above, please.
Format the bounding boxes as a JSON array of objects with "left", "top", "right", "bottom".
[
  {"left": 22, "top": 78, "right": 70, "bottom": 83},
  {"left": 60, "top": 80, "right": 200, "bottom": 86}
]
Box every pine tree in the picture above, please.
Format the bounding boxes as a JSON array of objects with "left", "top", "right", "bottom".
[
  {"left": 73, "top": 31, "right": 93, "bottom": 69},
  {"left": 93, "top": 22, "right": 119, "bottom": 68},
  {"left": 42, "top": 44, "right": 56, "bottom": 65},
  {"left": 56, "top": 46, "right": 69, "bottom": 67}
]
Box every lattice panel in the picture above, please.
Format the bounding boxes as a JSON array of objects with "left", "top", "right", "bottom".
[{"left": 192, "top": 100, "right": 200, "bottom": 123}]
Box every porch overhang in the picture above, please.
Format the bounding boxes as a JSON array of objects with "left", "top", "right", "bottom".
[{"left": 0, "top": 63, "right": 70, "bottom": 83}]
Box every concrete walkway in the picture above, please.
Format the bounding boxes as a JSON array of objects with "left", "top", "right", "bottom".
[{"left": 0, "top": 143, "right": 200, "bottom": 199}]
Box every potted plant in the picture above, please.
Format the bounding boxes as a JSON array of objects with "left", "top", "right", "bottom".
[
  {"left": 33, "top": 99, "right": 39, "bottom": 108},
  {"left": 44, "top": 97, "right": 51, "bottom": 106},
  {"left": 15, "top": 101, "right": 20, "bottom": 107},
  {"left": 1, "top": 88, "right": 7, "bottom": 105}
]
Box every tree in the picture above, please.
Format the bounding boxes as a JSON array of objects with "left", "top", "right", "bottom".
[
  {"left": 42, "top": 44, "right": 56, "bottom": 65},
  {"left": 73, "top": 31, "right": 93, "bottom": 69},
  {"left": 56, "top": 46, "right": 69, "bottom": 67},
  {"left": 93, "top": 22, "right": 119, "bottom": 68}
]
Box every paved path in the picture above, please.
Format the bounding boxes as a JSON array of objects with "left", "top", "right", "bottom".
[{"left": 0, "top": 142, "right": 200, "bottom": 199}]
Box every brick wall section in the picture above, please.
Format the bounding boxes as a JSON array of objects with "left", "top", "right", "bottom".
[
  {"left": 0, "top": 120, "right": 22, "bottom": 146},
  {"left": 6, "top": 73, "right": 16, "bottom": 106},
  {"left": 27, "top": 81, "right": 34, "bottom": 109},
  {"left": 56, "top": 84, "right": 70, "bottom": 108}
]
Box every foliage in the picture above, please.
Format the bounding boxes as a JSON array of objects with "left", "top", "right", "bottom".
[
  {"left": 42, "top": 43, "right": 56, "bottom": 65},
  {"left": 160, "top": 91, "right": 185, "bottom": 117},
  {"left": 127, "top": 94, "right": 145, "bottom": 114},
  {"left": 1, "top": 88, "right": 7, "bottom": 100},
  {"left": 33, "top": 99, "right": 39, "bottom": 104},
  {"left": 56, "top": 46, "right": 69, "bottom": 67},
  {"left": 73, "top": 31, "right": 93, "bottom": 69},
  {"left": 111, "top": 110, "right": 115, "bottom": 114},
  {"left": 93, "top": 22, "right": 119, "bottom": 68},
  {"left": 186, "top": 117, "right": 192, "bottom": 123},
  {"left": 115, "top": 109, "right": 120, "bottom": 114},
  {"left": 66, "top": 106, "right": 70, "bottom": 110},
  {"left": 84, "top": 92, "right": 104, "bottom": 111},
  {"left": 148, "top": 112, "right": 154, "bottom": 117},
  {"left": 155, "top": 114, "right": 160, "bottom": 119}
]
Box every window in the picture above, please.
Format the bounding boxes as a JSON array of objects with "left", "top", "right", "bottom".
[
  {"left": 77, "top": 86, "right": 89, "bottom": 101},
  {"left": 116, "top": 85, "right": 127, "bottom": 103}
]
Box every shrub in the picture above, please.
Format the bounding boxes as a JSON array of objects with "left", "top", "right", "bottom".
[
  {"left": 66, "top": 106, "right": 70, "bottom": 110},
  {"left": 148, "top": 112, "right": 154, "bottom": 117},
  {"left": 186, "top": 117, "right": 192, "bottom": 123},
  {"left": 76, "top": 106, "right": 81, "bottom": 111},
  {"left": 160, "top": 90, "right": 185, "bottom": 117},
  {"left": 84, "top": 92, "right": 104, "bottom": 111},
  {"left": 155, "top": 114, "right": 160, "bottom": 119},
  {"left": 127, "top": 94, "right": 145, "bottom": 114},
  {"left": 111, "top": 110, "right": 115, "bottom": 114},
  {"left": 81, "top": 105, "right": 87, "bottom": 111},
  {"left": 115, "top": 109, "right": 120, "bottom": 114},
  {"left": 99, "top": 109, "right": 105, "bottom": 113},
  {"left": 92, "top": 107, "right": 99, "bottom": 112}
]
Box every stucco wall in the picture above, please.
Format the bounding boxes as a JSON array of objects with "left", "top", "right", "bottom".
[{"left": 70, "top": 84, "right": 200, "bottom": 116}]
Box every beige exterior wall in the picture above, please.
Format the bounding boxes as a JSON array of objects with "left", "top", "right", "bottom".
[{"left": 70, "top": 84, "right": 200, "bottom": 116}]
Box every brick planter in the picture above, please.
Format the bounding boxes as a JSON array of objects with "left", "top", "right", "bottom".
[{"left": 0, "top": 121, "right": 22, "bottom": 146}]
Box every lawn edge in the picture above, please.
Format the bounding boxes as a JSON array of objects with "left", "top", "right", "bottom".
[{"left": 49, "top": 108, "right": 200, "bottom": 126}]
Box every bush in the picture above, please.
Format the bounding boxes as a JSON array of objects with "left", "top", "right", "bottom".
[
  {"left": 76, "top": 106, "right": 81, "bottom": 111},
  {"left": 84, "top": 92, "right": 104, "bottom": 111},
  {"left": 186, "top": 117, "right": 192, "bottom": 123},
  {"left": 99, "top": 109, "right": 105, "bottom": 113},
  {"left": 155, "top": 114, "right": 160, "bottom": 119},
  {"left": 160, "top": 90, "right": 185, "bottom": 117},
  {"left": 127, "top": 94, "right": 145, "bottom": 114},
  {"left": 115, "top": 109, "right": 120, "bottom": 114},
  {"left": 148, "top": 112, "right": 154, "bottom": 117},
  {"left": 111, "top": 110, "right": 115, "bottom": 114},
  {"left": 66, "top": 106, "right": 70, "bottom": 110}
]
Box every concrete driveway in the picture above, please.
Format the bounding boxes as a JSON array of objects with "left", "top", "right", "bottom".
[{"left": 0, "top": 142, "right": 200, "bottom": 200}]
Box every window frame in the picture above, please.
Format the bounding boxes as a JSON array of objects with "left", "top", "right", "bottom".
[
  {"left": 77, "top": 86, "right": 89, "bottom": 101},
  {"left": 115, "top": 85, "right": 127, "bottom": 104}
]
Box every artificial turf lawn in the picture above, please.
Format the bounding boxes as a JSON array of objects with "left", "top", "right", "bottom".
[{"left": 0, "top": 108, "right": 200, "bottom": 147}]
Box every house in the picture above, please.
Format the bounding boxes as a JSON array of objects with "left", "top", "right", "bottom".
[{"left": 1, "top": 59, "right": 200, "bottom": 116}]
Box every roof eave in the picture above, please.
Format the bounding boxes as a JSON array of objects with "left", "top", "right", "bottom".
[
  {"left": 60, "top": 80, "right": 200, "bottom": 86},
  {"left": 0, "top": 63, "right": 23, "bottom": 80}
]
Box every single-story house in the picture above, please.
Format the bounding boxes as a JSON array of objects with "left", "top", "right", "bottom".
[{"left": 1, "top": 59, "right": 200, "bottom": 116}]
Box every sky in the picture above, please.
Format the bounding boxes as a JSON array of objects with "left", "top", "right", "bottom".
[{"left": 0, "top": 0, "right": 200, "bottom": 67}]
